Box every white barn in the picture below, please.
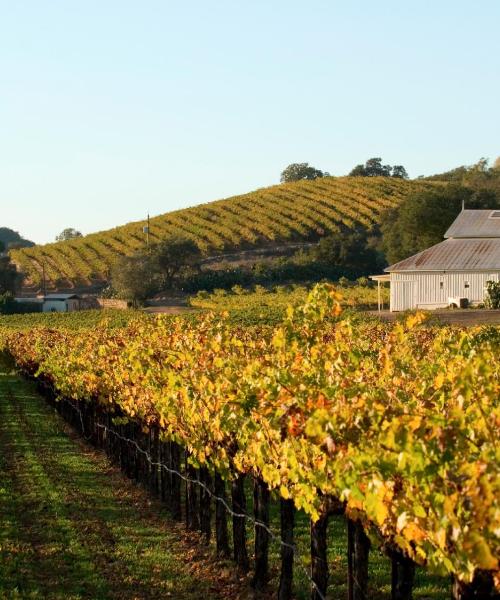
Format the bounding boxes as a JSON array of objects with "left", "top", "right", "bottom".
[
  {"left": 43, "top": 293, "right": 80, "bottom": 313},
  {"left": 382, "top": 209, "right": 500, "bottom": 311}
]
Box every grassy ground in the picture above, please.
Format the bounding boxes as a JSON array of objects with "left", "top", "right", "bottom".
[{"left": 0, "top": 362, "right": 245, "bottom": 600}]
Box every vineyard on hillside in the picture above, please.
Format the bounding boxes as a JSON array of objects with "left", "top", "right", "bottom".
[
  {"left": 10, "top": 177, "right": 440, "bottom": 288},
  {"left": 1, "top": 285, "right": 498, "bottom": 598}
]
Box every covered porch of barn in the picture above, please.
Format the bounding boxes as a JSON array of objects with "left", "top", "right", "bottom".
[{"left": 369, "top": 273, "right": 391, "bottom": 312}]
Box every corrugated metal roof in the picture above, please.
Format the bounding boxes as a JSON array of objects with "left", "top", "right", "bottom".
[
  {"left": 444, "top": 210, "right": 500, "bottom": 238},
  {"left": 385, "top": 238, "right": 500, "bottom": 272},
  {"left": 44, "top": 293, "right": 79, "bottom": 300}
]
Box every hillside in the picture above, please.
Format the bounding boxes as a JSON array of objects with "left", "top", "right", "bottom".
[{"left": 11, "top": 176, "right": 439, "bottom": 288}]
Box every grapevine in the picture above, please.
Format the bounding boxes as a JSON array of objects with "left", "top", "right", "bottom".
[{"left": 1, "top": 285, "right": 498, "bottom": 590}]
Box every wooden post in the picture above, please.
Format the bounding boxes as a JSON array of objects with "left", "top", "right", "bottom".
[
  {"left": 452, "top": 570, "right": 495, "bottom": 600},
  {"left": 130, "top": 423, "right": 138, "bottom": 480},
  {"left": 85, "top": 403, "right": 92, "bottom": 441},
  {"left": 133, "top": 424, "right": 141, "bottom": 483},
  {"left": 105, "top": 413, "right": 111, "bottom": 456},
  {"left": 391, "top": 550, "right": 415, "bottom": 600},
  {"left": 150, "top": 426, "right": 159, "bottom": 496},
  {"left": 138, "top": 429, "right": 146, "bottom": 485},
  {"left": 185, "top": 454, "right": 199, "bottom": 531},
  {"left": 107, "top": 414, "right": 115, "bottom": 461},
  {"left": 348, "top": 519, "right": 371, "bottom": 600},
  {"left": 119, "top": 423, "right": 126, "bottom": 472},
  {"left": 144, "top": 428, "right": 151, "bottom": 488},
  {"left": 278, "top": 498, "right": 295, "bottom": 600},
  {"left": 348, "top": 520, "right": 354, "bottom": 600},
  {"left": 231, "top": 475, "right": 249, "bottom": 572},
  {"left": 214, "top": 472, "right": 230, "bottom": 558},
  {"left": 160, "top": 440, "right": 170, "bottom": 505},
  {"left": 199, "top": 467, "right": 212, "bottom": 541},
  {"left": 135, "top": 427, "right": 142, "bottom": 483},
  {"left": 311, "top": 513, "right": 329, "bottom": 600},
  {"left": 92, "top": 404, "right": 98, "bottom": 445},
  {"left": 98, "top": 406, "right": 104, "bottom": 447},
  {"left": 170, "top": 442, "right": 182, "bottom": 521},
  {"left": 122, "top": 423, "right": 130, "bottom": 478},
  {"left": 251, "top": 477, "right": 270, "bottom": 591},
  {"left": 140, "top": 429, "right": 147, "bottom": 486}
]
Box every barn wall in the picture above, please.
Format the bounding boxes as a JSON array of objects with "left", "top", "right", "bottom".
[
  {"left": 67, "top": 299, "right": 80, "bottom": 312},
  {"left": 390, "top": 271, "right": 500, "bottom": 311},
  {"left": 43, "top": 300, "right": 67, "bottom": 313}
]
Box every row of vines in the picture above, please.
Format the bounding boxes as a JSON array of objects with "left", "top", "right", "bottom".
[
  {"left": 1, "top": 285, "right": 498, "bottom": 598},
  {"left": 10, "top": 177, "right": 440, "bottom": 286}
]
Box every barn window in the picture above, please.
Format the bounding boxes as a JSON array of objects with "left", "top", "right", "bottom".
[
  {"left": 464, "top": 281, "right": 470, "bottom": 289},
  {"left": 439, "top": 281, "right": 444, "bottom": 289}
]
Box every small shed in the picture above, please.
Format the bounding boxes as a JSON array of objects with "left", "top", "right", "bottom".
[
  {"left": 372, "top": 210, "right": 500, "bottom": 311},
  {"left": 43, "top": 294, "right": 81, "bottom": 313},
  {"left": 14, "top": 297, "right": 44, "bottom": 313}
]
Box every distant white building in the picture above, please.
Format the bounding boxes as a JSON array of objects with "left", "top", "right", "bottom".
[
  {"left": 42, "top": 294, "right": 80, "bottom": 313},
  {"left": 373, "top": 210, "right": 500, "bottom": 312}
]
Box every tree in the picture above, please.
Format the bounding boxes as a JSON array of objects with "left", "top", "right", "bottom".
[
  {"left": 110, "top": 236, "right": 202, "bottom": 303},
  {"left": 152, "top": 237, "right": 202, "bottom": 289},
  {"left": 280, "top": 163, "right": 329, "bottom": 183},
  {"left": 312, "top": 227, "right": 380, "bottom": 273},
  {"left": 110, "top": 254, "right": 157, "bottom": 306},
  {"left": 349, "top": 158, "right": 408, "bottom": 178},
  {"left": 485, "top": 280, "right": 500, "bottom": 309},
  {"left": 426, "top": 158, "right": 500, "bottom": 195},
  {"left": 56, "top": 228, "right": 83, "bottom": 241},
  {"left": 348, "top": 164, "right": 367, "bottom": 176},
  {"left": 381, "top": 185, "right": 500, "bottom": 265},
  {"left": 424, "top": 158, "right": 500, "bottom": 206},
  {"left": 0, "top": 227, "right": 34, "bottom": 249},
  {"left": 391, "top": 165, "right": 409, "bottom": 179},
  {"left": 0, "top": 254, "right": 23, "bottom": 295}
]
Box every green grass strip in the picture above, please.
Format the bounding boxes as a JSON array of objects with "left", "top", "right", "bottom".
[{"left": 0, "top": 364, "right": 225, "bottom": 600}]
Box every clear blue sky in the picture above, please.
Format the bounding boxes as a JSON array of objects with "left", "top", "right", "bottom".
[{"left": 2, "top": 1, "right": 499, "bottom": 244}]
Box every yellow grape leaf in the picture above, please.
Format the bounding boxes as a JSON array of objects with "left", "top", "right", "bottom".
[
  {"left": 280, "top": 485, "right": 290, "bottom": 499},
  {"left": 403, "top": 522, "right": 427, "bottom": 543},
  {"left": 434, "top": 372, "right": 445, "bottom": 389},
  {"left": 375, "top": 501, "right": 388, "bottom": 525},
  {"left": 397, "top": 511, "right": 409, "bottom": 532}
]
